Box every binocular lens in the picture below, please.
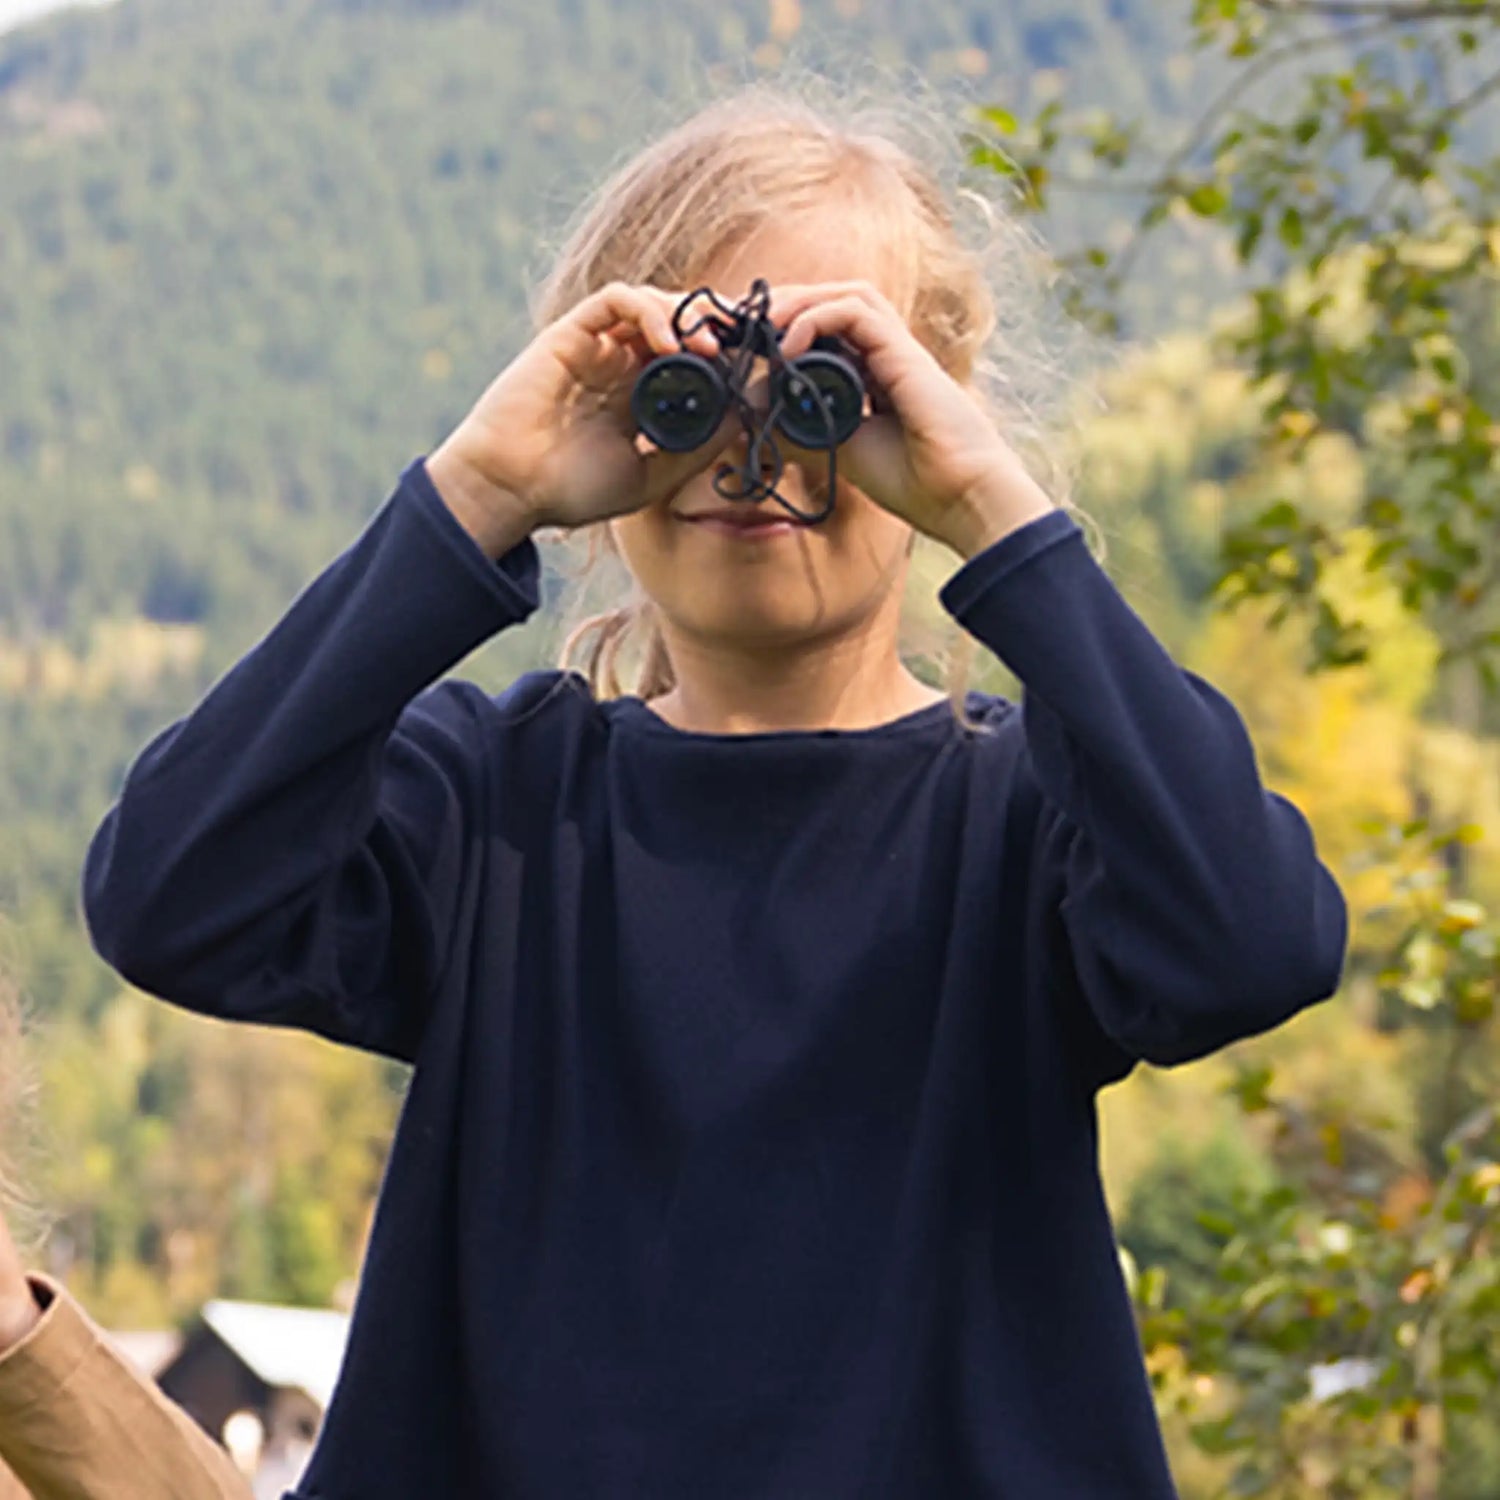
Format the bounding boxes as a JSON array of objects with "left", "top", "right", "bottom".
[
  {"left": 631, "top": 341, "right": 865, "bottom": 454},
  {"left": 774, "top": 353, "right": 864, "bottom": 450},
  {"left": 630, "top": 356, "right": 727, "bottom": 452}
]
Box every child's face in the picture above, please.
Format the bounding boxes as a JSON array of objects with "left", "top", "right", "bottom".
[{"left": 608, "top": 217, "right": 917, "bottom": 666}]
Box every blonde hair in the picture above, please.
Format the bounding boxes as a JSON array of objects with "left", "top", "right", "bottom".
[{"left": 533, "top": 72, "right": 1101, "bottom": 728}]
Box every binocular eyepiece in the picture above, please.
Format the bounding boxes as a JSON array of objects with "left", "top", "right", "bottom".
[
  {"left": 631, "top": 335, "right": 866, "bottom": 454},
  {"left": 629, "top": 279, "right": 868, "bottom": 524}
]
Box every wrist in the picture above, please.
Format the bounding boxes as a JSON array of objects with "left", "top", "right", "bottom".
[
  {"left": 945, "top": 468, "right": 1057, "bottom": 562},
  {"left": 426, "top": 439, "right": 538, "bottom": 562}
]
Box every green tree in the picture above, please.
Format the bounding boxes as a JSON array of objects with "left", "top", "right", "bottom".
[{"left": 973, "top": 2, "right": 1500, "bottom": 1492}]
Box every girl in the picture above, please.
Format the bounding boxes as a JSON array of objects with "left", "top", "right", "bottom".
[
  {"left": 0, "top": 979, "right": 250, "bottom": 1498},
  {"left": 82, "top": 85, "right": 1348, "bottom": 1498}
]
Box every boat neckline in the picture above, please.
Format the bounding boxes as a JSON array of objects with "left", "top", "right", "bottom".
[{"left": 601, "top": 690, "right": 996, "bottom": 742}]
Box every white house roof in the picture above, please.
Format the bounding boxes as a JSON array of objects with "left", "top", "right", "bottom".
[
  {"left": 1308, "top": 1356, "right": 1380, "bottom": 1402},
  {"left": 200, "top": 1300, "right": 351, "bottom": 1410}
]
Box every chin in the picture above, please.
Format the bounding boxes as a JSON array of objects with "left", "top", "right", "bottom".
[{"left": 674, "top": 594, "right": 836, "bottom": 649}]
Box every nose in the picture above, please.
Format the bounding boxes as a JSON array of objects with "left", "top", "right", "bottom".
[
  {"left": 721, "top": 363, "right": 777, "bottom": 476},
  {"left": 733, "top": 360, "right": 774, "bottom": 427}
]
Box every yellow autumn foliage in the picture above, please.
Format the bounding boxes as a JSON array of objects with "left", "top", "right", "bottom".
[
  {"left": 1078, "top": 338, "right": 1256, "bottom": 502},
  {"left": 0, "top": 616, "right": 204, "bottom": 701},
  {"left": 42, "top": 990, "right": 395, "bottom": 1325},
  {"left": 1185, "top": 531, "right": 1479, "bottom": 901},
  {"left": 1089, "top": 512, "right": 1497, "bottom": 1211}
]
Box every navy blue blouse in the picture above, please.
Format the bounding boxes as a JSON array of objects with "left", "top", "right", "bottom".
[{"left": 83, "top": 458, "right": 1347, "bottom": 1497}]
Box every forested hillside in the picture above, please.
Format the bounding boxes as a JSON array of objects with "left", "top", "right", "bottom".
[
  {"left": 0, "top": 0, "right": 1427, "bottom": 1333},
  {"left": 0, "top": 0, "right": 1227, "bottom": 1032}
]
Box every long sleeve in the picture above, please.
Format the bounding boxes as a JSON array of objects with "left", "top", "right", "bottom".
[
  {"left": 941, "top": 508, "right": 1348, "bottom": 1080},
  {"left": 81, "top": 459, "right": 541, "bottom": 1062},
  {"left": 0, "top": 1277, "right": 249, "bottom": 1500}
]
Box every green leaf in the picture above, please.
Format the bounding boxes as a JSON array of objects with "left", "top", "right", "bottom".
[
  {"left": 977, "top": 104, "right": 1019, "bottom": 135},
  {"left": 1228, "top": 1064, "right": 1275, "bottom": 1114},
  {"left": 1187, "top": 182, "right": 1229, "bottom": 216},
  {"left": 1189, "top": 1417, "right": 1242, "bottom": 1456},
  {"left": 1142, "top": 199, "right": 1171, "bottom": 230},
  {"left": 969, "top": 143, "right": 1018, "bottom": 177},
  {"left": 1195, "top": 1209, "right": 1239, "bottom": 1238},
  {"left": 1140, "top": 1265, "right": 1169, "bottom": 1309}
]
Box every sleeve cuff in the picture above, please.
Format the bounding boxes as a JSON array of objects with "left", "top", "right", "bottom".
[
  {"left": 0, "top": 1276, "right": 94, "bottom": 1416},
  {"left": 938, "top": 507, "right": 1083, "bottom": 623},
  {"left": 400, "top": 456, "right": 542, "bottom": 619}
]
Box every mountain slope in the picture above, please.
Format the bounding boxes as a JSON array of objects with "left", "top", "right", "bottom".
[{"left": 0, "top": 0, "right": 1231, "bottom": 1011}]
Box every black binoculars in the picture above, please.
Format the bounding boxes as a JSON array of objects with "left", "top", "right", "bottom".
[
  {"left": 632, "top": 332, "right": 865, "bottom": 453},
  {"left": 629, "top": 279, "right": 867, "bottom": 523}
]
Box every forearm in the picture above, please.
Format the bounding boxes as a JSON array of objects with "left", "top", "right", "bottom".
[
  {"left": 942, "top": 510, "right": 1348, "bottom": 1065},
  {"left": 0, "top": 1277, "right": 249, "bottom": 1500}
]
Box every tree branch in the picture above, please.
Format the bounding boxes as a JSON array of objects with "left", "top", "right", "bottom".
[
  {"left": 1444, "top": 59, "right": 1500, "bottom": 117},
  {"left": 1105, "top": 16, "right": 1408, "bottom": 290},
  {"left": 1250, "top": 0, "right": 1500, "bottom": 20}
]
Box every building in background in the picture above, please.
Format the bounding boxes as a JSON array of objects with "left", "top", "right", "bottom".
[{"left": 139, "top": 1300, "right": 350, "bottom": 1498}]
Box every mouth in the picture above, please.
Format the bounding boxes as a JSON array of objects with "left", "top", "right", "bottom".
[{"left": 678, "top": 509, "right": 798, "bottom": 540}]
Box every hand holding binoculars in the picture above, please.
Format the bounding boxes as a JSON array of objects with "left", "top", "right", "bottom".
[{"left": 630, "top": 279, "right": 868, "bottom": 524}]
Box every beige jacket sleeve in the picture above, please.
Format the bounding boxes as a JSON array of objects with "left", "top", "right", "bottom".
[{"left": 0, "top": 1276, "right": 251, "bottom": 1500}]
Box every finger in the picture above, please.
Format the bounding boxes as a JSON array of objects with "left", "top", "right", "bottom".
[
  {"left": 556, "top": 290, "right": 711, "bottom": 403},
  {"left": 597, "top": 342, "right": 658, "bottom": 421},
  {"left": 563, "top": 321, "right": 652, "bottom": 403},
  {"left": 572, "top": 283, "right": 671, "bottom": 336},
  {"left": 652, "top": 290, "right": 727, "bottom": 358},
  {"left": 778, "top": 294, "right": 904, "bottom": 366},
  {"left": 569, "top": 283, "right": 683, "bottom": 355},
  {"left": 600, "top": 318, "right": 723, "bottom": 376},
  {"left": 599, "top": 322, "right": 654, "bottom": 370},
  {"left": 573, "top": 283, "right": 724, "bottom": 359},
  {"left": 769, "top": 280, "right": 895, "bottom": 337}
]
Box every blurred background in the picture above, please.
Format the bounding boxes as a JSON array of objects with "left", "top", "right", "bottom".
[{"left": 1, "top": 0, "right": 1497, "bottom": 1494}]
